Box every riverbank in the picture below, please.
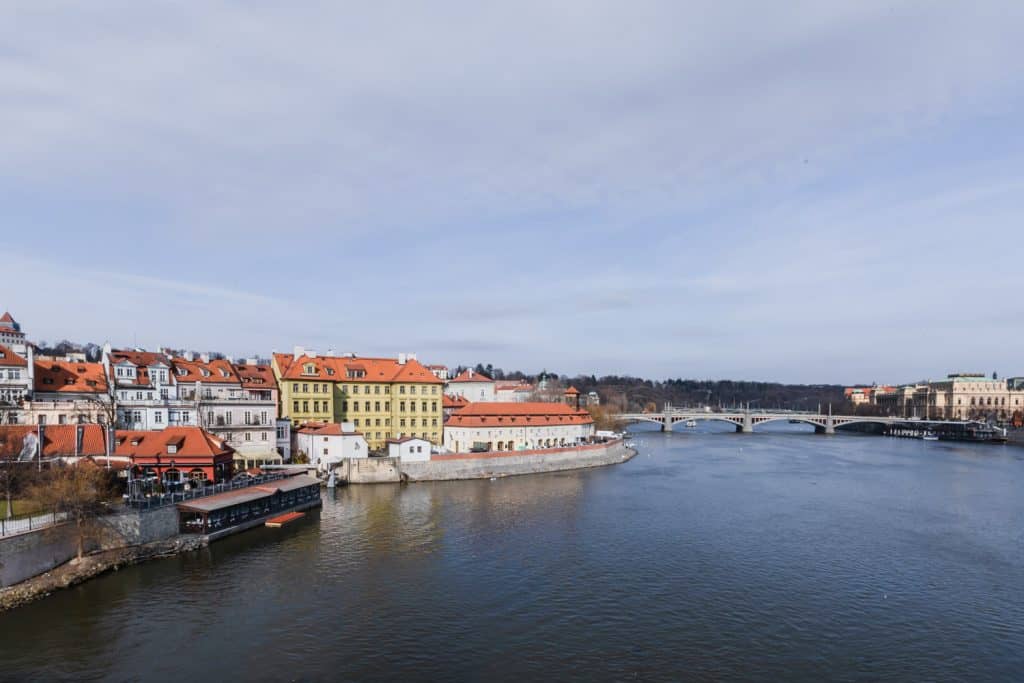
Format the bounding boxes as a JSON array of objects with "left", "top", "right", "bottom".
[
  {"left": 401, "top": 440, "right": 636, "bottom": 482},
  {"left": 0, "top": 535, "right": 206, "bottom": 613}
]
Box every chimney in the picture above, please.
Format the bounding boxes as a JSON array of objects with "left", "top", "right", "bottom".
[
  {"left": 293, "top": 346, "right": 305, "bottom": 358},
  {"left": 246, "top": 357, "right": 257, "bottom": 365},
  {"left": 408, "top": 352, "right": 417, "bottom": 361},
  {"left": 225, "top": 355, "right": 234, "bottom": 363},
  {"left": 184, "top": 351, "right": 194, "bottom": 362},
  {"left": 398, "top": 353, "right": 407, "bottom": 365},
  {"left": 326, "top": 348, "right": 335, "bottom": 357},
  {"left": 199, "top": 353, "right": 210, "bottom": 363},
  {"left": 308, "top": 350, "right": 317, "bottom": 359}
]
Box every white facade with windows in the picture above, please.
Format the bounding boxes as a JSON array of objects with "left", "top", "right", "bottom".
[
  {"left": 293, "top": 422, "right": 368, "bottom": 472},
  {"left": 446, "top": 369, "right": 496, "bottom": 402},
  {"left": 386, "top": 436, "right": 432, "bottom": 462}
]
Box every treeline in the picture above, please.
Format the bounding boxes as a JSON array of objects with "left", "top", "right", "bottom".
[{"left": 465, "top": 363, "right": 846, "bottom": 412}]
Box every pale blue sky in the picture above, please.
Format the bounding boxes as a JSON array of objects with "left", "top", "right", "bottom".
[{"left": 3, "top": 2, "right": 1023, "bottom": 383}]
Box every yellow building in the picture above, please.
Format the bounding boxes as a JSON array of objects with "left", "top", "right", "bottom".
[
  {"left": 273, "top": 350, "right": 443, "bottom": 451},
  {"left": 272, "top": 352, "right": 335, "bottom": 426}
]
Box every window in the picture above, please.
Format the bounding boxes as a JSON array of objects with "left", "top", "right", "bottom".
[
  {"left": 375, "top": 401, "right": 381, "bottom": 412},
  {"left": 364, "top": 401, "right": 370, "bottom": 411},
  {"left": 322, "top": 384, "right": 327, "bottom": 392},
  {"left": 38, "top": 415, "right": 46, "bottom": 425},
  {"left": 303, "top": 401, "right": 309, "bottom": 412},
  {"left": 154, "top": 412, "right": 163, "bottom": 424},
  {"left": 422, "top": 401, "right": 427, "bottom": 412},
  {"left": 261, "top": 432, "right": 267, "bottom": 441},
  {"left": 400, "top": 401, "right": 406, "bottom": 412},
  {"left": 323, "top": 448, "right": 329, "bottom": 455},
  {"left": 432, "top": 386, "right": 438, "bottom": 395},
  {"left": 293, "top": 401, "right": 299, "bottom": 412},
  {"left": 400, "top": 386, "right": 406, "bottom": 394},
  {"left": 58, "top": 414, "right": 67, "bottom": 424},
  {"left": 354, "top": 419, "right": 360, "bottom": 427},
  {"left": 385, "top": 401, "right": 390, "bottom": 411},
  {"left": 400, "top": 419, "right": 406, "bottom": 427},
  {"left": 244, "top": 411, "right": 252, "bottom": 424},
  {"left": 352, "top": 401, "right": 359, "bottom": 412},
  {"left": 313, "top": 384, "right": 319, "bottom": 393},
  {"left": 292, "top": 383, "right": 298, "bottom": 392},
  {"left": 374, "top": 385, "right": 381, "bottom": 394},
  {"left": 245, "top": 432, "right": 251, "bottom": 441},
  {"left": 302, "top": 383, "right": 308, "bottom": 393},
  {"left": 261, "top": 411, "right": 268, "bottom": 425},
  {"left": 183, "top": 411, "right": 190, "bottom": 423}
]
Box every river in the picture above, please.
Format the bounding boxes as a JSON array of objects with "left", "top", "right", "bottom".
[{"left": 2, "top": 423, "right": 1023, "bottom": 682}]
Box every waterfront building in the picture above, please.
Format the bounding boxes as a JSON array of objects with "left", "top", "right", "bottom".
[
  {"left": 272, "top": 348, "right": 336, "bottom": 426},
  {"left": 0, "top": 343, "right": 32, "bottom": 423},
  {"left": 26, "top": 360, "right": 111, "bottom": 425},
  {"left": 443, "top": 402, "right": 595, "bottom": 453},
  {"left": 293, "top": 421, "right": 368, "bottom": 472},
  {"left": 115, "top": 426, "right": 234, "bottom": 485},
  {"left": 874, "top": 374, "right": 1024, "bottom": 420},
  {"left": 274, "top": 349, "right": 444, "bottom": 450},
  {"left": 446, "top": 369, "right": 496, "bottom": 402},
  {"left": 386, "top": 436, "right": 431, "bottom": 462},
  {"left": 176, "top": 474, "right": 321, "bottom": 535},
  {"left": 495, "top": 382, "right": 534, "bottom": 402}
]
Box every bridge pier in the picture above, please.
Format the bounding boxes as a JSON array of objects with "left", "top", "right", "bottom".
[
  {"left": 662, "top": 414, "right": 673, "bottom": 432},
  {"left": 825, "top": 415, "right": 835, "bottom": 435},
  {"left": 740, "top": 413, "right": 753, "bottom": 433}
]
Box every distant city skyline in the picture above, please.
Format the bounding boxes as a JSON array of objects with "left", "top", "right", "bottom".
[{"left": 4, "top": 2, "right": 1023, "bottom": 383}]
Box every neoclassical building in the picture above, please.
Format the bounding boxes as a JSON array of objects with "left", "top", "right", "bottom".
[{"left": 875, "top": 373, "right": 1024, "bottom": 420}]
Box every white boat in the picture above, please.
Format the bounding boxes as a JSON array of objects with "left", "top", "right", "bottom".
[
  {"left": 685, "top": 420, "right": 697, "bottom": 428},
  {"left": 921, "top": 431, "right": 939, "bottom": 441}
]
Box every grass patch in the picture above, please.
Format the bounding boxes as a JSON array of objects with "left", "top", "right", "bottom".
[{"left": 0, "top": 499, "right": 44, "bottom": 518}]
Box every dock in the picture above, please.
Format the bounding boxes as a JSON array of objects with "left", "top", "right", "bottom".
[{"left": 265, "top": 511, "right": 305, "bottom": 528}]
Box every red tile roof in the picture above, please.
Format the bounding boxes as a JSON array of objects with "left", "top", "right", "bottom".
[
  {"left": 233, "top": 363, "right": 278, "bottom": 391},
  {"left": 564, "top": 386, "right": 580, "bottom": 395},
  {"left": 449, "top": 369, "right": 494, "bottom": 383},
  {"left": 0, "top": 343, "right": 27, "bottom": 367},
  {"left": 172, "top": 357, "right": 240, "bottom": 384},
  {"left": 443, "top": 394, "right": 471, "bottom": 409},
  {"left": 295, "top": 423, "right": 363, "bottom": 437},
  {"left": 34, "top": 361, "right": 109, "bottom": 394},
  {"left": 0, "top": 424, "right": 109, "bottom": 460},
  {"left": 274, "top": 353, "right": 443, "bottom": 384},
  {"left": 114, "top": 427, "right": 233, "bottom": 458},
  {"left": 0, "top": 312, "right": 14, "bottom": 324},
  {"left": 447, "top": 402, "right": 594, "bottom": 428}
]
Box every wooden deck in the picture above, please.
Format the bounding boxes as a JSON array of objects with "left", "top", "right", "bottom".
[{"left": 265, "top": 511, "right": 306, "bottom": 528}]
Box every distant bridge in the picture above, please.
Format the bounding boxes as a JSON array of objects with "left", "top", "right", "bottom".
[{"left": 617, "top": 407, "right": 910, "bottom": 435}]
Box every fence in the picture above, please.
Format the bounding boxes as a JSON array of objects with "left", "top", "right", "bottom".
[
  {"left": 125, "top": 471, "right": 290, "bottom": 511},
  {"left": 0, "top": 511, "right": 68, "bottom": 538}
]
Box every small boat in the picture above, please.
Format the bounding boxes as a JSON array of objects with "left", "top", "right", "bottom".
[
  {"left": 921, "top": 431, "right": 939, "bottom": 441},
  {"left": 685, "top": 420, "right": 697, "bottom": 428}
]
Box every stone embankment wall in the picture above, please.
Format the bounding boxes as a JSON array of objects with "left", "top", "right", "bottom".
[
  {"left": 401, "top": 441, "right": 634, "bottom": 482},
  {"left": 336, "top": 457, "right": 402, "bottom": 484},
  {"left": 0, "top": 506, "right": 180, "bottom": 587}
]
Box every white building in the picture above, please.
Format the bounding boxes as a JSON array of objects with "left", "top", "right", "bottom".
[
  {"left": 495, "top": 382, "right": 534, "bottom": 402},
  {"left": 0, "top": 312, "right": 27, "bottom": 351},
  {"left": 27, "top": 359, "right": 112, "bottom": 425},
  {"left": 427, "top": 365, "right": 450, "bottom": 381},
  {"left": 104, "top": 347, "right": 191, "bottom": 431},
  {"left": 446, "top": 369, "right": 496, "bottom": 402},
  {"left": 443, "top": 402, "right": 595, "bottom": 453},
  {"left": 387, "top": 436, "right": 431, "bottom": 462},
  {"left": 0, "top": 343, "right": 32, "bottom": 423},
  {"left": 293, "top": 422, "right": 368, "bottom": 472}
]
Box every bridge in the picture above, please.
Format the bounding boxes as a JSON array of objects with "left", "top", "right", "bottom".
[{"left": 617, "top": 406, "right": 905, "bottom": 435}]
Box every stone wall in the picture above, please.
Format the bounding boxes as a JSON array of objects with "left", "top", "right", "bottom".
[
  {"left": 0, "top": 523, "right": 80, "bottom": 587},
  {"left": 100, "top": 507, "right": 180, "bottom": 547},
  {"left": 336, "top": 457, "right": 401, "bottom": 484},
  {"left": 401, "top": 441, "right": 634, "bottom": 482}
]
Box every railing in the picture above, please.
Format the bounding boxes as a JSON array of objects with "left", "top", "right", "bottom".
[
  {"left": 0, "top": 511, "right": 68, "bottom": 538},
  {"left": 125, "top": 471, "right": 290, "bottom": 511}
]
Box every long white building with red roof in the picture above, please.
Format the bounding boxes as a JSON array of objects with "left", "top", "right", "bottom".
[{"left": 443, "top": 402, "right": 595, "bottom": 453}]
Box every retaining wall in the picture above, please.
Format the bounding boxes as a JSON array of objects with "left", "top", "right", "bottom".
[
  {"left": 401, "top": 441, "right": 634, "bottom": 482},
  {"left": 336, "top": 457, "right": 402, "bottom": 484}
]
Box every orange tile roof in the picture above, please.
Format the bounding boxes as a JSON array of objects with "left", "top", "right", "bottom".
[
  {"left": 114, "top": 426, "right": 233, "bottom": 458},
  {"left": 233, "top": 363, "right": 278, "bottom": 391},
  {"left": 0, "top": 312, "right": 15, "bottom": 324},
  {"left": 449, "top": 369, "right": 494, "bottom": 383},
  {"left": 447, "top": 402, "right": 594, "bottom": 428},
  {"left": 171, "top": 357, "right": 240, "bottom": 384},
  {"left": 295, "top": 423, "right": 363, "bottom": 437},
  {"left": 443, "top": 394, "right": 471, "bottom": 409},
  {"left": 274, "top": 353, "right": 443, "bottom": 384},
  {"left": 564, "top": 386, "right": 580, "bottom": 395},
  {"left": 0, "top": 424, "right": 109, "bottom": 460},
  {"left": 0, "top": 343, "right": 27, "bottom": 367},
  {"left": 109, "top": 349, "right": 173, "bottom": 386},
  {"left": 34, "top": 360, "right": 109, "bottom": 394}
]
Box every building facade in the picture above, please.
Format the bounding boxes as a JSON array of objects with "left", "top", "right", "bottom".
[
  {"left": 443, "top": 402, "right": 596, "bottom": 453},
  {"left": 0, "top": 312, "right": 26, "bottom": 350},
  {"left": 274, "top": 349, "right": 444, "bottom": 450},
  {"left": 446, "top": 369, "right": 496, "bottom": 402},
  {"left": 874, "top": 374, "right": 1024, "bottom": 420},
  {"left": 0, "top": 343, "right": 31, "bottom": 422},
  {"left": 26, "top": 359, "right": 111, "bottom": 425},
  {"left": 293, "top": 422, "right": 368, "bottom": 472}
]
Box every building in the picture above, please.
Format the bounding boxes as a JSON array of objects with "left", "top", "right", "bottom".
[
  {"left": 293, "top": 422, "right": 368, "bottom": 472},
  {"left": 874, "top": 374, "right": 1024, "bottom": 420},
  {"left": 427, "top": 365, "right": 450, "bottom": 381},
  {"left": 26, "top": 360, "right": 111, "bottom": 425},
  {"left": 446, "top": 369, "right": 496, "bottom": 402},
  {"left": 116, "top": 426, "right": 234, "bottom": 485},
  {"left": 563, "top": 386, "right": 581, "bottom": 410},
  {"left": 0, "top": 312, "right": 27, "bottom": 351},
  {"left": 173, "top": 354, "right": 278, "bottom": 457},
  {"left": 443, "top": 402, "right": 596, "bottom": 453},
  {"left": 274, "top": 349, "right": 444, "bottom": 450},
  {"left": 495, "top": 382, "right": 534, "bottom": 402},
  {"left": 0, "top": 343, "right": 31, "bottom": 423},
  {"left": 0, "top": 423, "right": 112, "bottom": 464},
  {"left": 386, "top": 436, "right": 431, "bottom": 462},
  {"left": 442, "top": 393, "right": 471, "bottom": 421},
  {"left": 104, "top": 347, "right": 192, "bottom": 431}
]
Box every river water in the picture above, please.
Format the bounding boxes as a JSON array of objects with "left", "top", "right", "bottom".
[{"left": 2, "top": 423, "right": 1023, "bottom": 682}]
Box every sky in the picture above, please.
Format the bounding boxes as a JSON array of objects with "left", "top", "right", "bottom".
[{"left": 3, "top": 2, "right": 1024, "bottom": 384}]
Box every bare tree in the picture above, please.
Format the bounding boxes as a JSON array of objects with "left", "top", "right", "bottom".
[{"left": 26, "top": 463, "right": 114, "bottom": 560}]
